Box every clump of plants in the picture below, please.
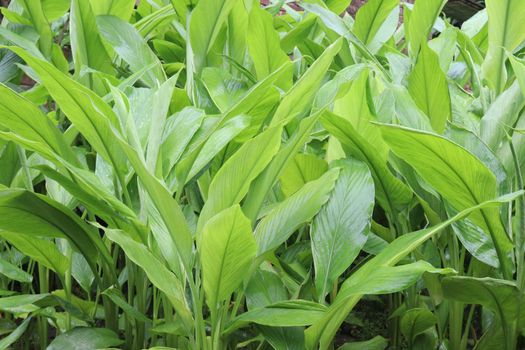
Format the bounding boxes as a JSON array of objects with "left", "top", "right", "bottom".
[{"left": 0, "top": 0, "right": 524, "bottom": 349}]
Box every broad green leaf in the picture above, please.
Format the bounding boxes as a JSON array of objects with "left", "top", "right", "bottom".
[
  {"left": 407, "top": 42, "right": 451, "bottom": 133},
  {"left": 145, "top": 74, "right": 180, "bottom": 177},
  {"left": 161, "top": 107, "right": 205, "bottom": 178},
  {"left": 19, "top": 0, "right": 52, "bottom": 58},
  {"left": 400, "top": 308, "right": 438, "bottom": 343},
  {"left": 245, "top": 268, "right": 288, "bottom": 309},
  {"left": 0, "top": 316, "right": 31, "bottom": 349},
  {"left": 243, "top": 112, "right": 322, "bottom": 221},
  {"left": 379, "top": 125, "right": 513, "bottom": 276},
  {"left": 0, "top": 232, "right": 67, "bottom": 278},
  {"left": 255, "top": 168, "right": 339, "bottom": 256},
  {"left": 270, "top": 38, "right": 343, "bottom": 126},
  {"left": 70, "top": 0, "right": 113, "bottom": 77},
  {"left": 449, "top": 214, "right": 499, "bottom": 267},
  {"left": 6, "top": 47, "right": 128, "bottom": 181},
  {"left": 189, "top": 0, "right": 237, "bottom": 72},
  {"left": 0, "top": 84, "right": 78, "bottom": 165},
  {"left": 224, "top": 300, "right": 327, "bottom": 334},
  {"left": 247, "top": 5, "right": 291, "bottom": 88},
  {"left": 304, "top": 192, "right": 521, "bottom": 350},
  {"left": 388, "top": 84, "right": 433, "bottom": 132},
  {"left": 442, "top": 276, "right": 518, "bottom": 334},
  {"left": 334, "top": 69, "right": 388, "bottom": 158},
  {"left": 200, "top": 205, "right": 256, "bottom": 308},
  {"left": 47, "top": 327, "right": 124, "bottom": 350},
  {"left": 321, "top": 112, "right": 412, "bottom": 214},
  {"left": 176, "top": 63, "right": 290, "bottom": 189},
  {"left": 280, "top": 154, "right": 328, "bottom": 197},
  {"left": 482, "top": 0, "right": 525, "bottom": 93},
  {"left": 325, "top": 0, "right": 353, "bottom": 14},
  {"left": 116, "top": 139, "right": 193, "bottom": 271},
  {"left": 339, "top": 260, "right": 453, "bottom": 296},
  {"left": 0, "top": 257, "right": 32, "bottom": 283},
  {"left": 97, "top": 15, "right": 165, "bottom": 87},
  {"left": 353, "top": 0, "right": 400, "bottom": 54},
  {"left": 428, "top": 26, "right": 458, "bottom": 72},
  {"left": 338, "top": 336, "right": 388, "bottom": 350},
  {"left": 41, "top": 0, "right": 70, "bottom": 21},
  {"left": 102, "top": 286, "right": 151, "bottom": 323},
  {"left": 227, "top": 0, "right": 249, "bottom": 67},
  {"left": 197, "top": 126, "right": 282, "bottom": 232},
  {"left": 0, "top": 189, "right": 114, "bottom": 282},
  {"left": 202, "top": 68, "right": 248, "bottom": 112},
  {"left": 480, "top": 81, "right": 525, "bottom": 152},
  {"left": 312, "top": 159, "right": 374, "bottom": 299},
  {"left": 300, "top": 3, "right": 389, "bottom": 77},
  {"left": 188, "top": 115, "right": 250, "bottom": 181},
  {"left": 105, "top": 229, "right": 192, "bottom": 328},
  {"left": 0, "top": 27, "right": 44, "bottom": 59},
  {"left": 407, "top": 0, "right": 446, "bottom": 55},
  {"left": 0, "top": 294, "right": 49, "bottom": 314},
  {"left": 510, "top": 55, "right": 525, "bottom": 98},
  {"left": 91, "top": 0, "right": 135, "bottom": 20}
]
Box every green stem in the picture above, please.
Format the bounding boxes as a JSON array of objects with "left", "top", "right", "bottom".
[
  {"left": 510, "top": 140, "right": 525, "bottom": 350},
  {"left": 38, "top": 264, "right": 49, "bottom": 349}
]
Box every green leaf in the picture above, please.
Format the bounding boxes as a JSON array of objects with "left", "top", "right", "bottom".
[
  {"left": 400, "top": 308, "right": 438, "bottom": 343},
  {"left": 0, "top": 84, "right": 78, "bottom": 165},
  {"left": 117, "top": 138, "right": 194, "bottom": 270},
  {"left": 197, "top": 126, "right": 282, "bottom": 232},
  {"left": 407, "top": 0, "right": 446, "bottom": 56},
  {"left": 0, "top": 232, "right": 67, "bottom": 278},
  {"left": 201, "top": 68, "right": 248, "bottom": 112},
  {"left": 224, "top": 300, "right": 327, "bottom": 334},
  {"left": 0, "top": 294, "right": 49, "bottom": 314},
  {"left": 482, "top": 0, "right": 525, "bottom": 93},
  {"left": 333, "top": 69, "right": 388, "bottom": 158},
  {"left": 41, "top": 0, "right": 70, "bottom": 21},
  {"left": 407, "top": 42, "right": 451, "bottom": 133},
  {"left": 91, "top": 0, "right": 135, "bottom": 20},
  {"left": 442, "top": 276, "right": 518, "bottom": 323},
  {"left": 243, "top": 111, "right": 322, "bottom": 221},
  {"left": 312, "top": 159, "right": 374, "bottom": 299},
  {"left": 353, "top": 0, "right": 400, "bottom": 54},
  {"left": 102, "top": 286, "right": 151, "bottom": 323},
  {"left": 337, "top": 336, "right": 388, "bottom": 350},
  {"left": 200, "top": 205, "right": 256, "bottom": 309},
  {"left": 0, "top": 317, "right": 32, "bottom": 349},
  {"left": 480, "top": 81, "right": 525, "bottom": 152},
  {"left": 270, "top": 38, "right": 343, "bottom": 126},
  {"left": 70, "top": 0, "right": 113, "bottom": 77},
  {"left": 304, "top": 192, "right": 521, "bottom": 350},
  {"left": 245, "top": 268, "right": 288, "bottom": 309},
  {"left": 161, "top": 107, "right": 205, "bottom": 178},
  {"left": 104, "top": 228, "right": 192, "bottom": 328},
  {"left": 5, "top": 47, "right": 127, "bottom": 180},
  {"left": 255, "top": 168, "right": 339, "bottom": 256},
  {"left": 379, "top": 125, "right": 513, "bottom": 277},
  {"left": 187, "top": 115, "right": 249, "bottom": 181},
  {"left": 97, "top": 15, "right": 165, "bottom": 87},
  {"left": 19, "top": 0, "right": 53, "bottom": 58},
  {"left": 0, "top": 189, "right": 114, "bottom": 282},
  {"left": 280, "top": 154, "right": 328, "bottom": 197},
  {"left": 321, "top": 112, "right": 412, "bottom": 214},
  {"left": 0, "top": 257, "right": 32, "bottom": 283},
  {"left": 189, "top": 0, "right": 237, "bottom": 72},
  {"left": 247, "top": 5, "right": 291, "bottom": 88},
  {"left": 339, "top": 260, "right": 454, "bottom": 296},
  {"left": 47, "top": 327, "right": 124, "bottom": 350}
]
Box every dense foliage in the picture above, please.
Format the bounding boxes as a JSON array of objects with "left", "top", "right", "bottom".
[{"left": 0, "top": 0, "right": 525, "bottom": 349}]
